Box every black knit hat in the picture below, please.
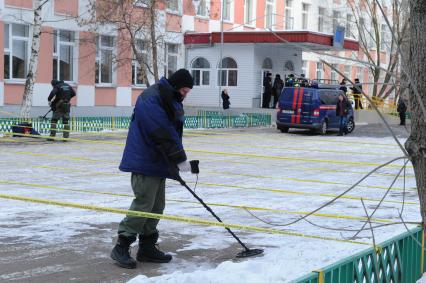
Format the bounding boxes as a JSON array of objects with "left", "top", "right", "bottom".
[{"left": 168, "top": 69, "right": 194, "bottom": 90}]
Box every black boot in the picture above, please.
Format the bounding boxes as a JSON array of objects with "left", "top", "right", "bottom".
[
  {"left": 136, "top": 233, "right": 172, "bottom": 263},
  {"left": 111, "top": 235, "right": 137, "bottom": 269}
]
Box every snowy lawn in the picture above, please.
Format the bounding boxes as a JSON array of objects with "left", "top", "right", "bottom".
[{"left": 0, "top": 127, "right": 419, "bottom": 282}]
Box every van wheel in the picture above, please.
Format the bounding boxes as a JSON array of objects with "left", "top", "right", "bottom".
[
  {"left": 280, "top": 127, "right": 289, "bottom": 133},
  {"left": 346, "top": 118, "right": 355, "bottom": 133},
  {"left": 318, "top": 121, "right": 327, "bottom": 135}
]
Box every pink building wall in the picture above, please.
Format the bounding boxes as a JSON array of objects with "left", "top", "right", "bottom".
[
  {"left": 95, "top": 87, "right": 116, "bottom": 106},
  {"left": 234, "top": 0, "right": 244, "bottom": 26},
  {"left": 5, "top": 0, "right": 32, "bottom": 9},
  {"left": 116, "top": 30, "right": 132, "bottom": 87},
  {"left": 54, "top": 0, "right": 78, "bottom": 17},
  {"left": 166, "top": 14, "right": 182, "bottom": 32},
  {"left": 256, "top": 0, "right": 265, "bottom": 29},
  {"left": 78, "top": 32, "right": 96, "bottom": 85},
  {"left": 194, "top": 18, "right": 209, "bottom": 32},
  {"left": 0, "top": 21, "right": 3, "bottom": 81},
  {"left": 4, "top": 84, "right": 24, "bottom": 104},
  {"left": 36, "top": 27, "right": 53, "bottom": 84}
]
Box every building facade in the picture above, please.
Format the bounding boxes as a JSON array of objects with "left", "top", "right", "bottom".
[{"left": 0, "top": 0, "right": 392, "bottom": 112}]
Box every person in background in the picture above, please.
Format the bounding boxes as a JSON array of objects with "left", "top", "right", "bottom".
[
  {"left": 111, "top": 69, "right": 195, "bottom": 269},
  {"left": 336, "top": 93, "right": 352, "bottom": 136},
  {"left": 262, "top": 72, "right": 272, "bottom": 108},
  {"left": 272, "top": 74, "right": 284, "bottom": 108},
  {"left": 397, "top": 97, "right": 407, "bottom": 126},
  {"left": 339, "top": 79, "right": 348, "bottom": 94},
  {"left": 47, "top": 80, "right": 76, "bottom": 141},
  {"left": 221, "top": 89, "right": 231, "bottom": 110},
  {"left": 351, "top": 78, "right": 363, "bottom": 110}
]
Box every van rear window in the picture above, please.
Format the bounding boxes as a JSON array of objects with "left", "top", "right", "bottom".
[{"left": 319, "top": 91, "right": 339, "bottom": 105}]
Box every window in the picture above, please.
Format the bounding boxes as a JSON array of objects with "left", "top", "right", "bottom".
[
  {"left": 165, "top": 43, "right": 178, "bottom": 78},
  {"left": 331, "top": 64, "right": 338, "bottom": 82},
  {"left": 302, "top": 3, "right": 309, "bottom": 30},
  {"left": 301, "top": 60, "right": 308, "bottom": 76},
  {"left": 356, "top": 67, "right": 362, "bottom": 81},
  {"left": 4, "top": 23, "right": 29, "bottom": 80},
  {"left": 316, "top": 62, "right": 323, "bottom": 80},
  {"left": 218, "top": 57, "right": 237, "bottom": 87},
  {"left": 285, "top": 0, "right": 293, "bottom": 30},
  {"left": 318, "top": 7, "right": 325, "bottom": 32},
  {"left": 359, "top": 17, "right": 365, "bottom": 40},
  {"left": 166, "top": 0, "right": 180, "bottom": 12},
  {"left": 132, "top": 39, "right": 148, "bottom": 86},
  {"left": 319, "top": 91, "right": 338, "bottom": 105},
  {"left": 191, "top": 57, "right": 210, "bottom": 86},
  {"left": 265, "top": 0, "right": 274, "bottom": 29},
  {"left": 344, "top": 65, "right": 351, "bottom": 79},
  {"left": 380, "top": 24, "right": 387, "bottom": 50},
  {"left": 197, "top": 0, "right": 208, "bottom": 17},
  {"left": 95, "top": 35, "right": 115, "bottom": 84},
  {"left": 53, "top": 30, "right": 75, "bottom": 82},
  {"left": 223, "top": 0, "right": 231, "bottom": 21},
  {"left": 332, "top": 10, "right": 340, "bottom": 33},
  {"left": 284, "top": 60, "right": 294, "bottom": 72},
  {"left": 346, "top": 14, "right": 353, "bottom": 38},
  {"left": 244, "top": 0, "right": 253, "bottom": 25}
]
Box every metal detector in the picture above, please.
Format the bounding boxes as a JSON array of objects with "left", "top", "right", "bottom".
[
  {"left": 175, "top": 160, "right": 264, "bottom": 258},
  {"left": 40, "top": 109, "right": 52, "bottom": 119}
]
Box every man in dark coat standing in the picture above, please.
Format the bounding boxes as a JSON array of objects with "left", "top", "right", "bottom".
[
  {"left": 397, "top": 97, "right": 407, "bottom": 126},
  {"left": 350, "top": 78, "right": 363, "bottom": 110},
  {"left": 111, "top": 69, "right": 194, "bottom": 269},
  {"left": 47, "top": 80, "right": 76, "bottom": 140},
  {"left": 221, "top": 89, "right": 230, "bottom": 110},
  {"left": 272, "top": 74, "right": 284, "bottom": 108},
  {"left": 262, "top": 72, "right": 272, "bottom": 108},
  {"left": 336, "top": 93, "right": 352, "bottom": 136}
]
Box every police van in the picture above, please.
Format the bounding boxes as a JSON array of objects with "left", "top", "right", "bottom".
[{"left": 276, "top": 83, "right": 355, "bottom": 135}]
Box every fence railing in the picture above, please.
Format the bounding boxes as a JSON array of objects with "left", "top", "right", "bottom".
[
  {"left": 291, "top": 226, "right": 424, "bottom": 283},
  {"left": 0, "top": 112, "right": 272, "bottom": 134}
]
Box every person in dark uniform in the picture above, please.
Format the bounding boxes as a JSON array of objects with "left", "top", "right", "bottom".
[
  {"left": 262, "top": 72, "right": 272, "bottom": 108},
  {"left": 272, "top": 74, "right": 284, "bottom": 108},
  {"left": 397, "top": 97, "right": 407, "bottom": 126},
  {"left": 339, "top": 79, "right": 348, "bottom": 94},
  {"left": 47, "top": 80, "right": 76, "bottom": 140},
  {"left": 221, "top": 89, "right": 230, "bottom": 110},
  {"left": 336, "top": 93, "right": 352, "bottom": 136},
  {"left": 350, "top": 78, "right": 363, "bottom": 110}
]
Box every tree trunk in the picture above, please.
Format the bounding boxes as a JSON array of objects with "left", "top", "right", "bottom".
[
  {"left": 149, "top": 1, "right": 159, "bottom": 82},
  {"left": 20, "top": 0, "right": 43, "bottom": 119},
  {"left": 407, "top": 0, "right": 426, "bottom": 224}
]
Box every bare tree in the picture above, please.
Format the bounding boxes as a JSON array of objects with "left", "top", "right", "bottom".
[
  {"left": 85, "top": 0, "right": 167, "bottom": 86},
  {"left": 20, "top": 0, "right": 46, "bottom": 118},
  {"left": 347, "top": 0, "right": 409, "bottom": 101},
  {"left": 406, "top": 0, "right": 426, "bottom": 224}
]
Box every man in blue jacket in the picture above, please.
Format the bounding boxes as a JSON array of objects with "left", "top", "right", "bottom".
[{"left": 111, "top": 69, "right": 194, "bottom": 269}]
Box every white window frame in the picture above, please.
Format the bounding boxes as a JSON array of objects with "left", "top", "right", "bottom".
[
  {"left": 285, "top": 0, "right": 293, "bottom": 30},
  {"left": 331, "top": 64, "right": 338, "bottom": 82},
  {"left": 302, "top": 3, "right": 309, "bottom": 30},
  {"left": 191, "top": 57, "right": 211, "bottom": 87},
  {"left": 164, "top": 43, "right": 179, "bottom": 78},
  {"left": 346, "top": 14, "right": 353, "bottom": 38},
  {"left": 265, "top": 0, "right": 275, "bottom": 29},
  {"left": 4, "top": 23, "right": 29, "bottom": 81},
  {"left": 244, "top": 0, "right": 254, "bottom": 26},
  {"left": 222, "top": 0, "right": 233, "bottom": 22},
  {"left": 332, "top": 10, "right": 340, "bottom": 33},
  {"left": 166, "top": 0, "right": 181, "bottom": 14},
  {"left": 316, "top": 62, "right": 323, "bottom": 80},
  {"left": 318, "top": 7, "right": 325, "bottom": 32},
  {"left": 53, "top": 29, "right": 76, "bottom": 83},
  {"left": 218, "top": 57, "right": 238, "bottom": 87},
  {"left": 301, "top": 60, "right": 308, "bottom": 77},
  {"left": 132, "top": 39, "right": 148, "bottom": 87},
  {"left": 344, "top": 65, "right": 351, "bottom": 79},
  {"left": 96, "top": 35, "right": 115, "bottom": 85},
  {"left": 196, "top": 0, "right": 209, "bottom": 18}
]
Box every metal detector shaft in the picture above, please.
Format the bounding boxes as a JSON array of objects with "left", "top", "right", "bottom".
[
  {"left": 176, "top": 175, "right": 250, "bottom": 252},
  {"left": 41, "top": 109, "right": 52, "bottom": 119}
]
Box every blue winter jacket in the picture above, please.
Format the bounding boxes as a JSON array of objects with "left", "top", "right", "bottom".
[{"left": 119, "top": 77, "right": 187, "bottom": 179}]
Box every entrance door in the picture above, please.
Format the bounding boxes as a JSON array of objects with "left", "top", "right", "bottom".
[{"left": 260, "top": 69, "right": 272, "bottom": 108}]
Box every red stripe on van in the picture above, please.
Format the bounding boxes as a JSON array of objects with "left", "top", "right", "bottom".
[
  {"left": 296, "top": 88, "right": 304, "bottom": 124},
  {"left": 291, "top": 88, "right": 298, "bottom": 124}
]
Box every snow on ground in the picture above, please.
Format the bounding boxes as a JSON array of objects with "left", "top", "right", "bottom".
[{"left": 0, "top": 127, "right": 419, "bottom": 282}]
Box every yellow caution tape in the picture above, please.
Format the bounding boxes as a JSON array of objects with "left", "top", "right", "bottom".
[
  {"left": 0, "top": 192, "right": 370, "bottom": 245},
  {"left": 0, "top": 179, "right": 395, "bottom": 224}
]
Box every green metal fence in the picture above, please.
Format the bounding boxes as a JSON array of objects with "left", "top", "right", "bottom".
[
  {"left": 292, "top": 226, "right": 424, "bottom": 283},
  {"left": 0, "top": 112, "right": 271, "bottom": 133}
]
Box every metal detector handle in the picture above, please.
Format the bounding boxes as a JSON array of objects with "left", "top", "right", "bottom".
[{"left": 41, "top": 109, "right": 52, "bottom": 119}]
